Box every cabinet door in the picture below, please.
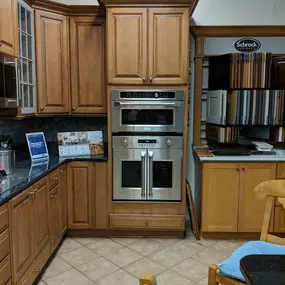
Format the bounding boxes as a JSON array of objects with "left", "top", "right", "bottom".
[
  {"left": 70, "top": 17, "right": 106, "bottom": 114},
  {"left": 33, "top": 178, "right": 50, "bottom": 258},
  {"left": 107, "top": 8, "right": 147, "bottom": 85},
  {"left": 274, "top": 206, "right": 285, "bottom": 233},
  {"left": 202, "top": 163, "right": 239, "bottom": 232},
  {"left": 67, "top": 162, "right": 94, "bottom": 229},
  {"left": 35, "top": 10, "right": 70, "bottom": 114},
  {"left": 238, "top": 163, "right": 276, "bottom": 232},
  {"left": 0, "top": 0, "right": 18, "bottom": 56},
  {"left": 59, "top": 166, "right": 67, "bottom": 236},
  {"left": 9, "top": 188, "right": 34, "bottom": 284},
  {"left": 148, "top": 8, "right": 189, "bottom": 85},
  {"left": 49, "top": 185, "right": 61, "bottom": 251}
]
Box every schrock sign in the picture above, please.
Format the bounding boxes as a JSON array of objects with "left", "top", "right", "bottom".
[{"left": 234, "top": 38, "right": 261, "bottom": 52}]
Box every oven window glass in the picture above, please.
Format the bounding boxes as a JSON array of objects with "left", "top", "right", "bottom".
[
  {"left": 122, "top": 110, "right": 174, "bottom": 125},
  {"left": 122, "top": 161, "right": 141, "bottom": 188},
  {"left": 153, "top": 161, "right": 173, "bottom": 188}
]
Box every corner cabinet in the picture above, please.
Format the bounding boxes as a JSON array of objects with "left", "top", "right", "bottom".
[
  {"left": 70, "top": 17, "right": 106, "bottom": 114},
  {"left": 0, "top": 0, "right": 18, "bottom": 57},
  {"left": 35, "top": 10, "right": 70, "bottom": 114},
  {"left": 107, "top": 7, "right": 189, "bottom": 85}
]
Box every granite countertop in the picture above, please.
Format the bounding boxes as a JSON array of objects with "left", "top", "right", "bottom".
[{"left": 0, "top": 154, "right": 108, "bottom": 207}]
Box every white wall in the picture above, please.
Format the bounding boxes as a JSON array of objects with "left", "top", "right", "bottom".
[{"left": 192, "top": 0, "right": 285, "bottom": 26}]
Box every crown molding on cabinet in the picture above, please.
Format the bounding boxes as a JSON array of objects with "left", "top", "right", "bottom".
[
  {"left": 24, "top": 0, "right": 105, "bottom": 16},
  {"left": 191, "top": 25, "right": 285, "bottom": 37}
]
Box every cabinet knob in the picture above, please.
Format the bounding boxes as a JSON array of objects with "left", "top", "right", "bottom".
[
  {"left": 50, "top": 195, "right": 55, "bottom": 198},
  {"left": 29, "top": 190, "right": 35, "bottom": 195},
  {"left": 72, "top": 106, "right": 76, "bottom": 111},
  {"left": 40, "top": 107, "right": 44, "bottom": 111},
  {"left": 34, "top": 188, "right": 38, "bottom": 193},
  {"left": 145, "top": 220, "right": 149, "bottom": 226},
  {"left": 149, "top": 77, "right": 153, "bottom": 83},
  {"left": 52, "top": 177, "right": 58, "bottom": 180},
  {"left": 142, "top": 77, "right": 146, "bottom": 84}
]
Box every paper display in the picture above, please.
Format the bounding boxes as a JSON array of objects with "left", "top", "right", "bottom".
[
  {"left": 26, "top": 132, "right": 49, "bottom": 161},
  {"left": 57, "top": 131, "right": 104, "bottom": 157}
]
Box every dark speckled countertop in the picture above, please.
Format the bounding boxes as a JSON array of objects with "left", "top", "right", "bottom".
[{"left": 0, "top": 143, "right": 108, "bottom": 206}]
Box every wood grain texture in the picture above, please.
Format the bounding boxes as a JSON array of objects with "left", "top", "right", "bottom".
[
  {"left": 59, "top": 166, "right": 67, "bottom": 236},
  {"left": 0, "top": 255, "right": 11, "bottom": 285},
  {"left": 238, "top": 163, "right": 276, "bottom": 233},
  {"left": 0, "top": 0, "right": 18, "bottom": 57},
  {"left": 0, "top": 230, "right": 9, "bottom": 263},
  {"left": 35, "top": 10, "right": 70, "bottom": 114},
  {"left": 193, "top": 36, "right": 204, "bottom": 146},
  {"left": 70, "top": 16, "right": 106, "bottom": 113},
  {"left": 274, "top": 205, "right": 285, "bottom": 233},
  {"left": 9, "top": 188, "right": 34, "bottom": 284},
  {"left": 94, "top": 163, "right": 108, "bottom": 229},
  {"left": 0, "top": 205, "right": 8, "bottom": 235},
  {"left": 49, "top": 169, "right": 59, "bottom": 190},
  {"left": 202, "top": 163, "right": 239, "bottom": 232},
  {"left": 67, "top": 162, "right": 94, "bottom": 230},
  {"left": 148, "top": 7, "right": 189, "bottom": 85},
  {"left": 109, "top": 214, "right": 185, "bottom": 230},
  {"left": 32, "top": 178, "right": 50, "bottom": 258},
  {"left": 191, "top": 26, "right": 285, "bottom": 37},
  {"left": 107, "top": 8, "right": 147, "bottom": 85},
  {"left": 276, "top": 163, "right": 285, "bottom": 179},
  {"left": 101, "top": 0, "right": 196, "bottom": 6}
]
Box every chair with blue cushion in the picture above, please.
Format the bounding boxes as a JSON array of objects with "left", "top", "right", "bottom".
[{"left": 208, "top": 180, "right": 285, "bottom": 285}]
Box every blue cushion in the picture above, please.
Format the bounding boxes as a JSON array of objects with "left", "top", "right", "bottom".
[{"left": 219, "top": 241, "right": 285, "bottom": 281}]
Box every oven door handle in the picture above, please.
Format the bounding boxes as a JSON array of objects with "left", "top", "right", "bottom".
[
  {"left": 141, "top": 151, "right": 147, "bottom": 197},
  {"left": 114, "top": 102, "right": 182, "bottom": 107},
  {"left": 148, "top": 150, "right": 154, "bottom": 197}
]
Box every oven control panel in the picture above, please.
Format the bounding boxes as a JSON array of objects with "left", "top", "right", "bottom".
[
  {"left": 138, "top": 139, "right": 157, "bottom": 148},
  {"left": 120, "top": 91, "right": 175, "bottom": 99}
]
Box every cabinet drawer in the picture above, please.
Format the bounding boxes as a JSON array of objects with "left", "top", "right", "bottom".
[
  {"left": 109, "top": 214, "right": 185, "bottom": 230},
  {"left": 17, "top": 242, "right": 50, "bottom": 285},
  {"left": 0, "top": 255, "right": 11, "bottom": 285},
  {"left": 0, "top": 205, "right": 8, "bottom": 234},
  {"left": 49, "top": 170, "right": 59, "bottom": 190},
  {"left": 0, "top": 230, "right": 9, "bottom": 262},
  {"left": 276, "top": 163, "right": 285, "bottom": 179}
]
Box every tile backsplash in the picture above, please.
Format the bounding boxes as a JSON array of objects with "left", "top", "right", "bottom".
[{"left": 0, "top": 117, "right": 107, "bottom": 146}]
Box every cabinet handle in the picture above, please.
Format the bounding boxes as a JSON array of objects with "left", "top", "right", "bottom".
[
  {"left": 142, "top": 77, "right": 146, "bottom": 84},
  {"left": 72, "top": 106, "right": 76, "bottom": 111},
  {"left": 29, "top": 191, "right": 34, "bottom": 195},
  {"left": 145, "top": 220, "right": 149, "bottom": 226},
  {"left": 34, "top": 188, "right": 38, "bottom": 193},
  {"left": 149, "top": 77, "right": 153, "bottom": 83},
  {"left": 40, "top": 107, "right": 44, "bottom": 111},
  {"left": 52, "top": 177, "right": 58, "bottom": 180},
  {"left": 50, "top": 195, "right": 55, "bottom": 198}
]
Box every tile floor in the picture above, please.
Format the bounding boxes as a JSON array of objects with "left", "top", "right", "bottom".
[{"left": 36, "top": 227, "right": 247, "bottom": 285}]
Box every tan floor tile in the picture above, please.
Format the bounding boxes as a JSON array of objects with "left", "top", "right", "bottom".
[
  {"left": 191, "top": 246, "right": 231, "bottom": 266},
  {"left": 57, "top": 238, "right": 83, "bottom": 255},
  {"left": 45, "top": 268, "right": 95, "bottom": 285},
  {"left": 76, "top": 257, "right": 119, "bottom": 281},
  {"left": 171, "top": 239, "right": 205, "bottom": 257},
  {"left": 60, "top": 247, "right": 99, "bottom": 266},
  {"left": 87, "top": 239, "right": 123, "bottom": 256},
  {"left": 96, "top": 269, "right": 138, "bottom": 285},
  {"left": 197, "top": 276, "right": 208, "bottom": 285},
  {"left": 127, "top": 238, "right": 163, "bottom": 256},
  {"left": 149, "top": 246, "right": 189, "bottom": 268},
  {"left": 73, "top": 237, "right": 103, "bottom": 246},
  {"left": 111, "top": 237, "right": 142, "bottom": 246},
  {"left": 150, "top": 237, "right": 182, "bottom": 247},
  {"left": 105, "top": 247, "right": 142, "bottom": 267},
  {"left": 212, "top": 240, "right": 240, "bottom": 253},
  {"left": 35, "top": 281, "right": 46, "bottom": 285},
  {"left": 156, "top": 270, "right": 194, "bottom": 285},
  {"left": 185, "top": 234, "right": 218, "bottom": 248},
  {"left": 171, "top": 258, "right": 208, "bottom": 283},
  {"left": 124, "top": 258, "right": 165, "bottom": 278},
  {"left": 41, "top": 256, "right": 72, "bottom": 280}
]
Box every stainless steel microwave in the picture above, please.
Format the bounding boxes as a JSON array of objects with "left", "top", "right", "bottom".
[{"left": 0, "top": 57, "right": 18, "bottom": 108}]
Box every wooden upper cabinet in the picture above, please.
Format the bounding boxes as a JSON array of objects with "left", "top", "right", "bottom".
[
  {"left": 238, "top": 163, "right": 276, "bottom": 233},
  {"left": 148, "top": 8, "right": 189, "bottom": 85},
  {"left": 202, "top": 163, "right": 239, "bottom": 232},
  {"left": 32, "top": 178, "right": 50, "bottom": 258},
  {"left": 107, "top": 8, "right": 147, "bottom": 85},
  {"left": 70, "top": 17, "right": 106, "bottom": 113},
  {"left": 67, "top": 162, "right": 94, "bottom": 230},
  {"left": 35, "top": 10, "right": 70, "bottom": 114},
  {"left": 9, "top": 188, "right": 34, "bottom": 284},
  {"left": 0, "top": 0, "right": 18, "bottom": 56}
]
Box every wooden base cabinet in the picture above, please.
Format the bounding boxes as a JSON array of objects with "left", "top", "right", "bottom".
[{"left": 202, "top": 163, "right": 276, "bottom": 233}]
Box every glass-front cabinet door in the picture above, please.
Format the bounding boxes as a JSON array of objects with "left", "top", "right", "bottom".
[
  {"left": 113, "top": 148, "right": 147, "bottom": 201},
  {"left": 18, "top": 0, "right": 36, "bottom": 114}
]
